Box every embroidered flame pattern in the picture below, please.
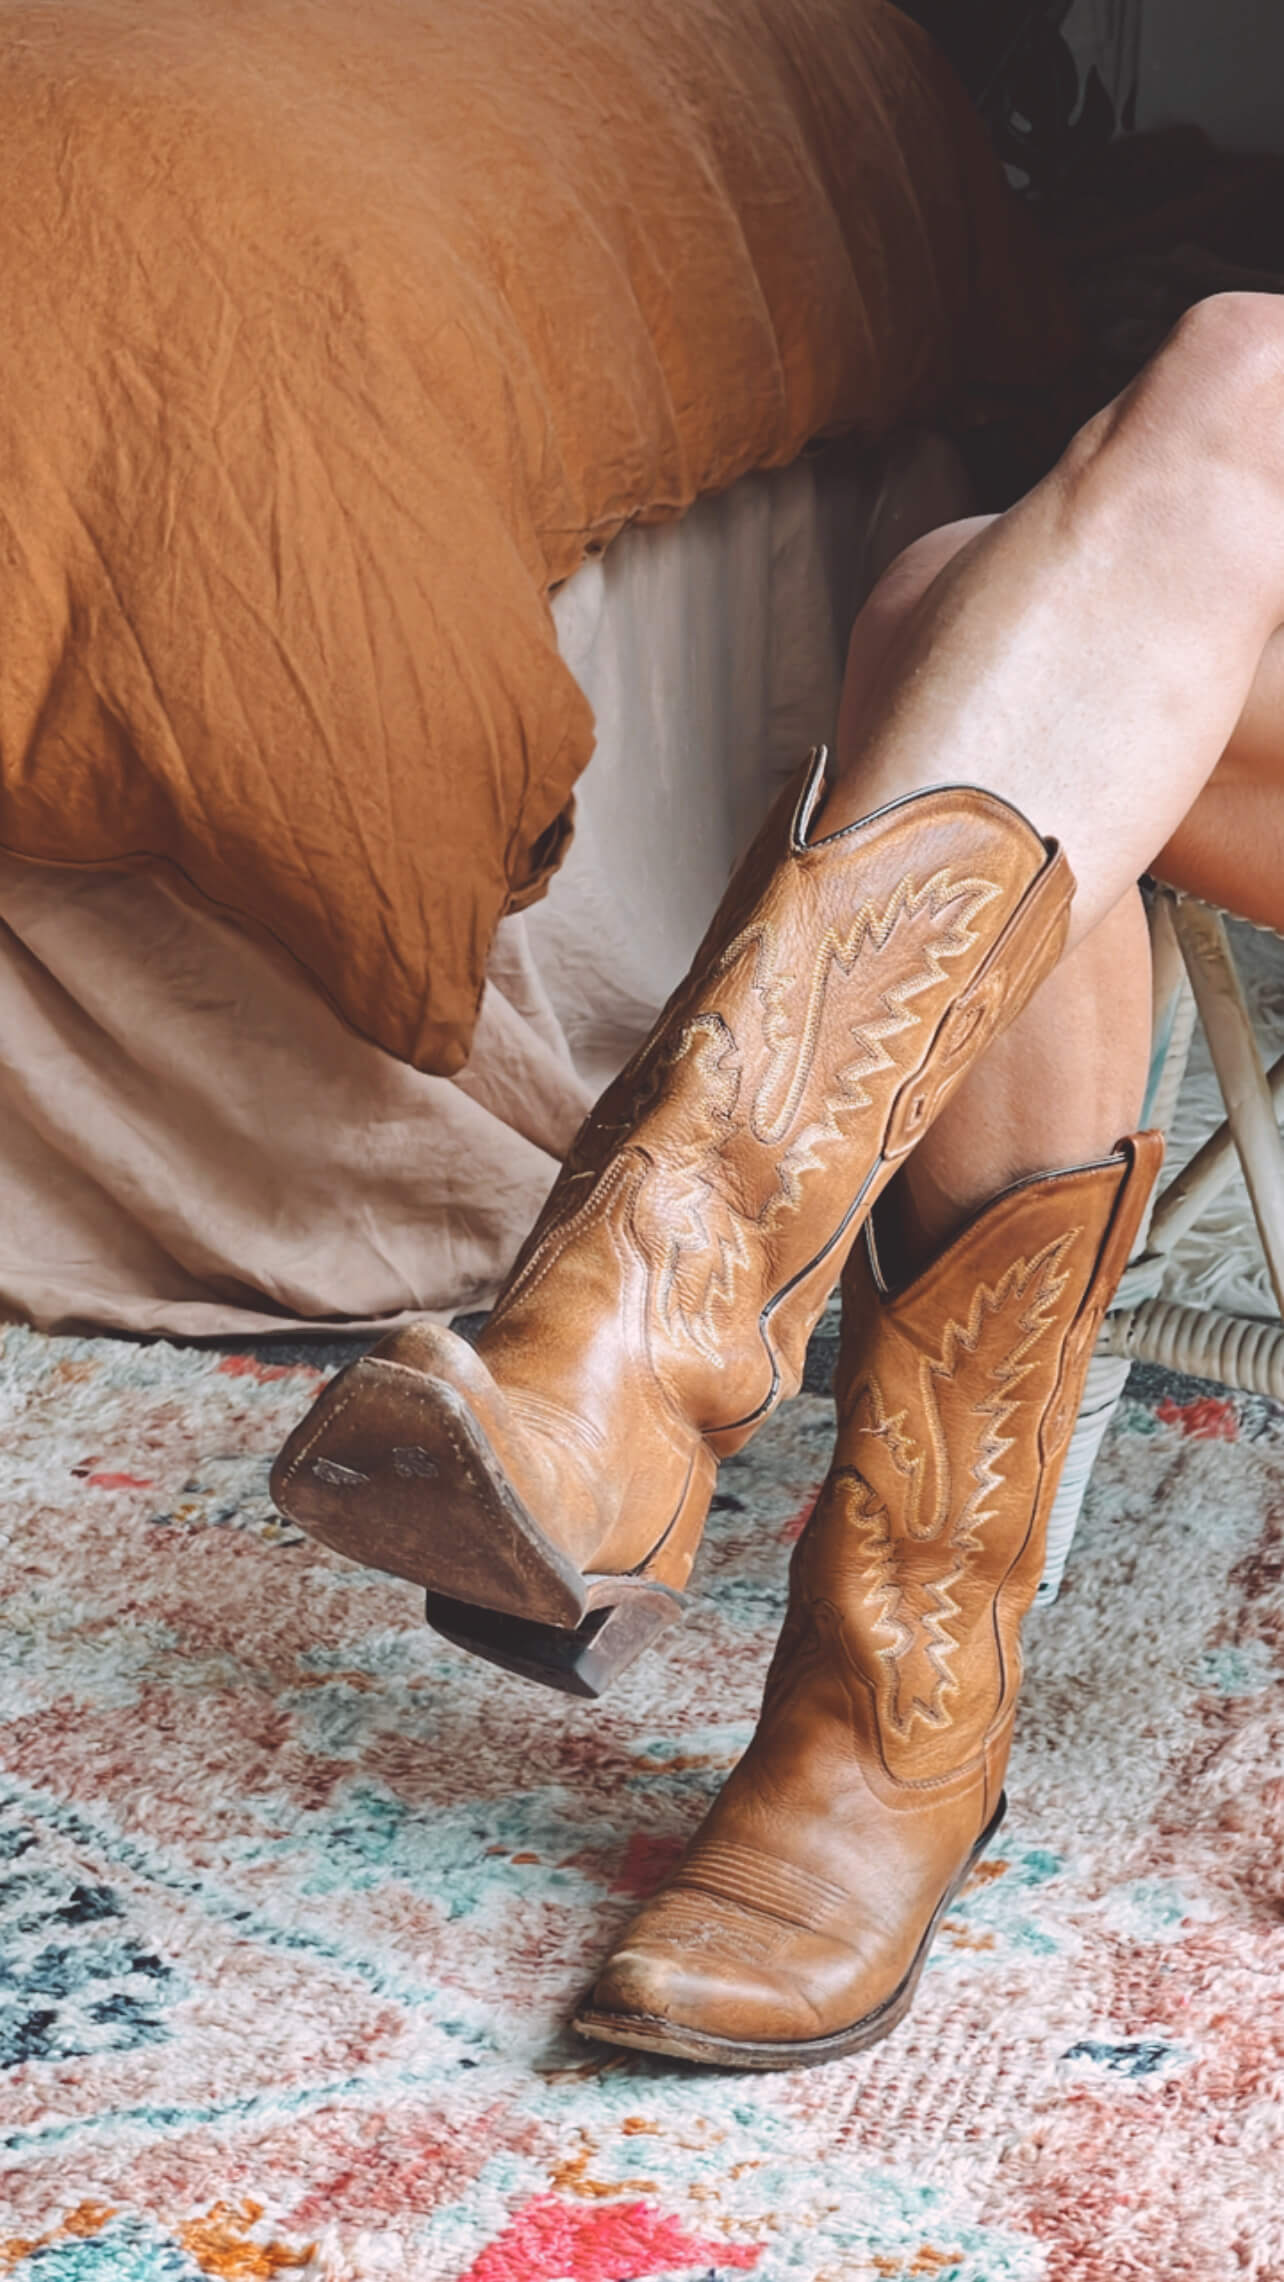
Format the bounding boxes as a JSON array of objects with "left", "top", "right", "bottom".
[
  {"left": 497, "top": 858, "right": 1005, "bottom": 1362},
  {"left": 839, "top": 1228, "right": 1081, "bottom": 1739},
  {"left": 642, "top": 867, "right": 1003, "bottom": 1360}
]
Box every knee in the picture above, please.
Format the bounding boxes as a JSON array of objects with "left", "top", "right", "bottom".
[
  {"left": 869, "top": 515, "right": 990, "bottom": 617},
  {"left": 1162, "top": 292, "right": 1284, "bottom": 451},
  {"left": 841, "top": 513, "right": 992, "bottom": 685},
  {"left": 1056, "top": 291, "right": 1284, "bottom": 587},
  {"left": 1168, "top": 291, "right": 1284, "bottom": 401},
  {"left": 1076, "top": 292, "right": 1284, "bottom": 492}
]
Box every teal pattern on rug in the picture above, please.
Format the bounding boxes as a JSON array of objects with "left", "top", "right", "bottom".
[{"left": 2, "top": 1327, "right": 1282, "bottom": 2280}]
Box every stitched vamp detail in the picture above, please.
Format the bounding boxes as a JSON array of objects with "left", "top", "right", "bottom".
[
  {"left": 634, "top": 872, "right": 1005, "bottom": 1364},
  {"left": 630, "top": 1888, "right": 794, "bottom": 1966},
  {"left": 675, "top": 1840, "right": 852, "bottom": 1934}
]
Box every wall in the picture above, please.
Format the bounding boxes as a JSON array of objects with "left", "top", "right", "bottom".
[
  {"left": 1063, "top": 0, "right": 1142, "bottom": 129},
  {"left": 1137, "top": 0, "right": 1284, "bottom": 152}
]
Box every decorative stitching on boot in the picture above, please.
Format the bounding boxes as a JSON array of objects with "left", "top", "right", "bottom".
[
  {"left": 677, "top": 1840, "right": 855, "bottom": 1933},
  {"left": 629, "top": 869, "right": 1007, "bottom": 1368},
  {"left": 838, "top": 1229, "right": 1082, "bottom": 1750}
]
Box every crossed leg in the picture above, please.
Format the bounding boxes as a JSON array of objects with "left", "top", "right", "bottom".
[
  {"left": 825, "top": 288, "right": 1284, "bottom": 1260},
  {"left": 823, "top": 291, "right": 1284, "bottom": 937}
]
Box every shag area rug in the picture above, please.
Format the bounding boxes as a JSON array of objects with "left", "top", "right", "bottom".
[{"left": 3, "top": 1318, "right": 1282, "bottom": 2281}]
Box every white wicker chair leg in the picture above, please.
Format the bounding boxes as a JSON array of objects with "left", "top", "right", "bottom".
[
  {"left": 1103, "top": 893, "right": 1284, "bottom": 1396},
  {"left": 1146, "top": 1048, "right": 1284, "bottom": 1261},
  {"left": 1168, "top": 897, "right": 1284, "bottom": 1315},
  {"left": 1036, "top": 1345, "right": 1134, "bottom": 1603},
  {"left": 1099, "top": 1295, "right": 1284, "bottom": 1397}
]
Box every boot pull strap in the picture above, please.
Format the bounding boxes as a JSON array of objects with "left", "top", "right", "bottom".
[{"left": 1040, "top": 1129, "right": 1165, "bottom": 1462}]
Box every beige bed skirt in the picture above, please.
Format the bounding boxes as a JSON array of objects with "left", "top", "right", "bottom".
[{"left": 0, "top": 433, "right": 972, "bottom": 1337}]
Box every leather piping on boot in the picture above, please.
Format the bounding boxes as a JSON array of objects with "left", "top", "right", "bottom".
[
  {"left": 863, "top": 1145, "right": 1133, "bottom": 1300},
  {"left": 790, "top": 743, "right": 1054, "bottom": 860}
]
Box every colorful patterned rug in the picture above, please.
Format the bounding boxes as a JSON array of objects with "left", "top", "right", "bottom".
[{"left": 3, "top": 1322, "right": 1282, "bottom": 2281}]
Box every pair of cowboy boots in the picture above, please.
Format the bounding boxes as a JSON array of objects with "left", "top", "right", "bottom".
[{"left": 272, "top": 747, "right": 1158, "bottom": 2067}]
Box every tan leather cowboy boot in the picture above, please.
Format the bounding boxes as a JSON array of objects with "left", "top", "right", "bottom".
[
  {"left": 574, "top": 1131, "right": 1162, "bottom": 2062},
  {"left": 272, "top": 747, "right": 1073, "bottom": 1695}
]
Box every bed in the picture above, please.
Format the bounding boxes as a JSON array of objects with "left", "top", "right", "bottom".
[{"left": 0, "top": 0, "right": 1072, "bottom": 1335}]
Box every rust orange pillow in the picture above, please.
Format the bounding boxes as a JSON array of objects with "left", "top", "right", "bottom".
[{"left": 0, "top": 0, "right": 1071, "bottom": 1072}]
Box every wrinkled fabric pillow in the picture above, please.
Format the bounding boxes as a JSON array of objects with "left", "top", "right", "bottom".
[{"left": 0, "top": 0, "right": 1071, "bottom": 1072}]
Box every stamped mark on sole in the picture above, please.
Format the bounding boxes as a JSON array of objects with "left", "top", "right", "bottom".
[
  {"left": 393, "top": 1446, "right": 440, "bottom": 1480},
  {"left": 312, "top": 1457, "right": 371, "bottom": 1489}
]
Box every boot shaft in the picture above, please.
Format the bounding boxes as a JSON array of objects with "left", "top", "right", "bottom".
[
  {"left": 486, "top": 746, "right": 1074, "bottom": 1442},
  {"left": 780, "top": 1132, "right": 1163, "bottom": 1790}
]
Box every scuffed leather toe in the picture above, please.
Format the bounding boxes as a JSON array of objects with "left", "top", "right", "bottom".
[{"left": 578, "top": 1890, "right": 849, "bottom": 2051}]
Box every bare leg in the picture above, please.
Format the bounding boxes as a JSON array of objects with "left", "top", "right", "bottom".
[
  {"left": 844, "top": 521, "right": 1284, "bottom": 939},
  {"left": 822, "top": 293, "right": 1284, "bottom": 947},
  {"left": 832, "top": 292, "right": 1284, "bottom": 1257},
  {"left": 1156, "top": 627, "right": 1284, "bottom": 927}
]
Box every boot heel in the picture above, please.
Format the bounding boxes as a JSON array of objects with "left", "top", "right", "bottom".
[
  {"left": 423, "top": 1437, "right": 715, "bottom": 1694},
  {"left": 424, "top": 1582, "right": 685, "bottom": 1697}
]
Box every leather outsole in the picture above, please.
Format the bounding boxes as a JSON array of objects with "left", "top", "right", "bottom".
[
  {"left": 270, "top": 1356, "right": 590, "bottom": 1627},
  {"left": 272, "top": 1355, "right": 701, "bottom": 1692}
]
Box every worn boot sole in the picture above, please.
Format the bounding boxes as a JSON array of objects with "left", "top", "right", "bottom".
[
  {"left": 571, "top": 1794, "right": 1007, "bottom": 2067},
  {"left": 269, "top": 1139, "right": 909, "bottom": 1695},
  {"left": 270, "top": 1358, "right": 711, "bottom": 1695}
]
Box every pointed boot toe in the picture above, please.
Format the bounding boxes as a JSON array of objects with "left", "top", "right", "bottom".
[{"left": 574, "top": 1891, "right": 841, "bottom": 2064}]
